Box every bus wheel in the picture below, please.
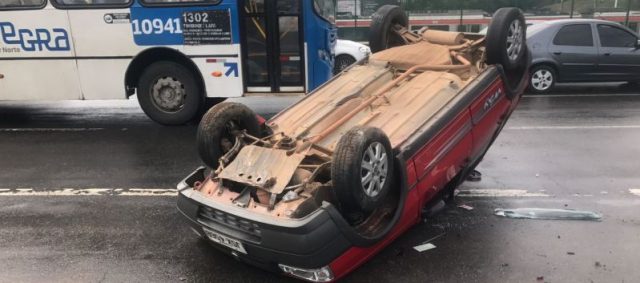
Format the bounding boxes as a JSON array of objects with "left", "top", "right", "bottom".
[{"left": 137, "top": 61, "right": 204, "bottom": 125}]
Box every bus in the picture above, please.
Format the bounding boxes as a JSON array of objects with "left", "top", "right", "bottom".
[{"left": 0, "top": 0, "right": 337, "bottom": 125}]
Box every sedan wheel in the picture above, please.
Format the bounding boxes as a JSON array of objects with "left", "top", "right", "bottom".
[{"left": 529, "top": 66, "right": 556, "bottom": 94}]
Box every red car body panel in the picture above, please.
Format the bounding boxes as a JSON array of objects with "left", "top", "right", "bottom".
[{"left": 329, "top": 78, "right": 512, "bottom": 281}]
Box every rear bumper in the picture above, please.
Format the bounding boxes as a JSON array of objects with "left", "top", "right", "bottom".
[{"left": 176, "top": 168, "right": 352, "bottom": 272}]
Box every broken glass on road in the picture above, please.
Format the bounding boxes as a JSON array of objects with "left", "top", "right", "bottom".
[{"left": 494, "top": 208, "right": 602, "bottom": 221}]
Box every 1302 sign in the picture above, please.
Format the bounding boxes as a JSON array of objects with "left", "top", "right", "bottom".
[
  {"left": 183, "top": 12, "right": 210, "bottom": 23},
  {"left": 131, "top": 18, "right": 182, "bottom": 35}
]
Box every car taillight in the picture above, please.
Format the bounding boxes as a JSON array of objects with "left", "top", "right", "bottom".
[{"left": 278, "top": 264, "right": 334, "bottom": 282}]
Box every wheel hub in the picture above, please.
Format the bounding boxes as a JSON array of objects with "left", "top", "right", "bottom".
[
  {"left": 151, "top": 77, "right": 186, "bottom": 112},
  {"left": 506, "top": 19, "right": 524, "bottom": 63},
  {"left": 531, "top": 69, "right": 553, "bottom": 91},
  {"left": 361, "top": 142, "right": 388, "bottom": 198}
]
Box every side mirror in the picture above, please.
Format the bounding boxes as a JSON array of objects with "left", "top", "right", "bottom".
[{"left": 636, "top": 39, "right": 640, "bottom": 49}]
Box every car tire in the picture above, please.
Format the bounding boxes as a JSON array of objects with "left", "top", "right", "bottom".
[
  {"left": 137, "top": 61, "right": 204, "bottom": 125},
  {"left": 528, "top": 65, "right": 556, "bottom": 94},
  {"left": 332, "top": 126, "right": 394, "bottom": 213},
  {"left": 333, "top": 54, "right": 357, "bottom": 74},
  {"left": 486, "top": 8, "right": 527, "bottom": 71},
  {"left": 369, "top": 5, "right": 408, "bottom": 53},
  {"left": 197, "top": 102, "right": 261, "bottom": 169}
]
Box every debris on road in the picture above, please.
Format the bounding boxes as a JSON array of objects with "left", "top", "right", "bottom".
[
  {"left": 494, "top": 208, "right": 602, "bottom": 221},
  {"left": 567, "top": 252, "right": 575, "bottom": 255},
  {"left": 466, "top": 170, "right": 482, "bottom": 182},
  {"left": 457, "top": 204, "right": 474, "bottom": 211},
  {"left": 413, "top": 232, "right": 445, "bottom": 252},
  {"left": 413, "top": 243, "right": 436, "bottom": 252}
]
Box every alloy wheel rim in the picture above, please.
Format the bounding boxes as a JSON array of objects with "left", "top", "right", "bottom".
[
  {"left": 151, "top": 77, "right": 186, "bottom": 113},
  {"left": 531, "top": 69, "right": 553, "bottom": 91},
  {"left": 506, "top": 19, "right": 524, "bottom": 63},
  {"left": 361, "top": 142, "right": 388, "bottom": 198}
]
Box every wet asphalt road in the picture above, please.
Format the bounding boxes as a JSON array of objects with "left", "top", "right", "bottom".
[{"left": 1, "top": 83, "right": 639, "bottom": 283}]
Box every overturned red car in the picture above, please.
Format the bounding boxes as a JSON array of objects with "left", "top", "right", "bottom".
[{"left": 177, "top": 6, "right": 529, "bottom": 282}]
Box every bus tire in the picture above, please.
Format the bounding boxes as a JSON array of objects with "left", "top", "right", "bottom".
[
  {"left": 486, "top": 8, "right": 527, "bottom": 71},
  {"left": 369, "top": 5, "right": 408, "bottom": 53},
  {"left": 137, "top": 61, "right": 204, "bottom": 125}
]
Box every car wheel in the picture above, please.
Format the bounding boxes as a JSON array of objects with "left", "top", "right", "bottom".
[
  {"left": 332, "top": 126, "right": 394, "bottom": 213},
  {"left": 197, "top": 102, "right": 261, "bottom": 169},
  {"left": 529, "top": 65, "right": 556, "bottom": 94},
  {"left": 137, "top": 61, "right": 204, "bottom": 125},
  {"left": 368, "top": 5, "right": 408, "bottom": 53},
  {"left": 333, "top": 55, "right": 357, "bottom": 74},
  {"left": 486, "top": 8, "right": 527, "bottom": 71}
]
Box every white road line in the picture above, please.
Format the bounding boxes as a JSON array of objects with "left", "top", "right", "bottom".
[
  {"left": 0, "top": 188, "right": 177, "bottom": 196},
  {"left": 629, "top": 189, "right": 640, "bottom": 196},
  {"left": 457, "top": 189, "right": 550, "bottom": 197},
  {"left": 507, "top": 125, "right": 640, "bottom": 130},
  {"left": 0, "top": 128, "right": 104, "bottom": 132}
]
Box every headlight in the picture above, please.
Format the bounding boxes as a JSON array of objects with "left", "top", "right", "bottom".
[
  {"left": 359, "top": 46, "right": 371, "bottom": 54},
  {"left": 279, "top": 264, "right": 334, "bottom": 282}
]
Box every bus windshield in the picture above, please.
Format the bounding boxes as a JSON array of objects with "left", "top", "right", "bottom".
[{"left": 314, "top": 0, "right": 335, "bottom": 24}]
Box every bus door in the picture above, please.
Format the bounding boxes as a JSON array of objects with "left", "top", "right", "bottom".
[{"left": 240, "top": 0, "right": 305, "bottom": 93}]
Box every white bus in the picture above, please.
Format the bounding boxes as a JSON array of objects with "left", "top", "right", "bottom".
[{"left": 0, "top": 0, "right": 337, "bottom": 124}]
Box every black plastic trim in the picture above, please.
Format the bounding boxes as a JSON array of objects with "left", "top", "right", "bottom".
[{"left": 177, "top": 190, "right": 352, "bottom": 268}]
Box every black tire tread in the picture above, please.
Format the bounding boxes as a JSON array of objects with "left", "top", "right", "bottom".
[
  {"left": 369, "top": 5, "right": 408, "bottom": 53},
  {"left": 137, "top": 61, "right": 203, "bottom": 125},
  {"left": 196, "top": 102, "right": 260, "bottom": 169},
  {"left": 486, "top": 8, "right": 526, "bottom": 70},
  {"left": 333, "top": 54, "right": 357, "bottom": 74},
  {"left": 332, "top": 126, "right": 394, "bottom": 213}
]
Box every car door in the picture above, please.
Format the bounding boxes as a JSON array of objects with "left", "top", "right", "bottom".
[
  {"left": 549, "top": 23, "right": 598, "bottom": 82},
  {"left": 595, "top": 24, "right": 640, "bottom": 81}
]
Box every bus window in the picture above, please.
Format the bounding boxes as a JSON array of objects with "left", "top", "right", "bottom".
[
  {"left": 0, "top": 0, "right": 45, "bottom": 8},
  {"left": 141, "top": 0, "right": 221, "bottom": 4},
  {"left": 244, "top": 0, "right": 269, "bottom": 88},
  {"left": 278, "top": 0, "right": 303, "bottom": 88},
  {"left": 313, "top": 0, "right": 335, "bottom": 24},
  {"left": 241, "top": 0, "right": 305, "bottom": 92},
  {"left": 53, "top": 0, "right": 130, "bottom": 6}
]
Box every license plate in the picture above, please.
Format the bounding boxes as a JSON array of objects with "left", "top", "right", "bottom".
[{"left": 202, "top": 227, "right": 247, "bottom": 254}]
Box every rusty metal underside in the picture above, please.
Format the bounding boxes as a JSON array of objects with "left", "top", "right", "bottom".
[{"left": 195, "top": 30, "right": 487, "bottom": 219}]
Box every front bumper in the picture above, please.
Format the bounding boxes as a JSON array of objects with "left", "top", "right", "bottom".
[{"left": 176, "top": 168, "right": 353, "bottom": 273}]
